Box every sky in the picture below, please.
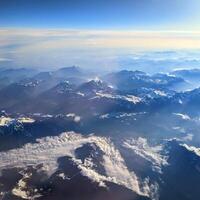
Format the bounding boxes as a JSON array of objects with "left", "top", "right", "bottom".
[
  {"left": 0, "top": 0, "right": 200, "bottom": 30},
  {"left": 1, "top": 0, "right": 200, "bottom": 71}
]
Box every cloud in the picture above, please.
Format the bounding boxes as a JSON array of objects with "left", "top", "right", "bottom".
[
  {"left": 1, "top": 28, "right": 200, "bottom": 70},
  {"left": 167, "top": 133, "right": 194, "bottom": 143},
  {"left": 2, "top": 29, "right": 200, "bottom": 50},
  {"left": 0, "top": 132, "right": 155, "bottom": 197},
  {"left": 182, "top": 134, "right": 194, "bottom": 142},
  {"left": 90, "top": 136, "right": 144, "bottom": 195},
  {"left": 123, "top": 137, "right": 168, "bottom": 172}
]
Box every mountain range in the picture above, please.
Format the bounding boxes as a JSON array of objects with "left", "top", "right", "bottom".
[{"left": 1, "top": 66, "right": 200, "bottom": 200}]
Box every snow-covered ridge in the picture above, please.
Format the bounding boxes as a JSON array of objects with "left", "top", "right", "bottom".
[
  {"left": 154, "top": 90, "right": 167, "bottom": 97},
  {"left": 92, "top": 92, "right": 142, "bottom": 104},
  {"left": 173, "top": 113, "right": 191, "bottom": 120},
  {"left": 0, "top": 116, "right": 13, "bottom": 126},
  {"left": 0, "top": 116, "right": 35, "bottom": 127},
  {"left": 181, "top": 143, "right": 200, "bottom": 157}
]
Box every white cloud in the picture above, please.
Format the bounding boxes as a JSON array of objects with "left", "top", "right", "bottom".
[
  {"left": 1, "top": 29, "right": 200, "bottom": 70},
  {"left": 182, "top": 133, "right": 194, "bottom": 142},
  {"left": 0, "top": 132, "right": 154, "bottom": 197},
  {"left": 165, "top": 133, "right": 194, "bottom": 143},
  {"left": 123, "top": 137, "right": 168, "bottom": 172}
]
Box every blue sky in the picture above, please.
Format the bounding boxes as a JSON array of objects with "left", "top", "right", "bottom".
[
  {"left": 0, "top": 0, "right": 200, "bottom": 30},
  {"left": 1, "top": 0, "right": 200, "bottom": 71}
]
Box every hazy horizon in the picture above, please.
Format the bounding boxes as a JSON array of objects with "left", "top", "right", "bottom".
[{"left": 1, "top": 29, "right": 200, "bottom": 73}]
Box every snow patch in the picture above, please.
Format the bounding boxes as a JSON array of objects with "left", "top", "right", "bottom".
[
  {"left": 66, "top": 113, "right": 81, "bottom": 122},
  {"left": 0, "top": 116, "right": 13, "bottom": 126},
  {"left": 173, "top": 113, "right": 191, "bottom": 120},
  {"left": 154, "top": 90, "right": 167, "bottom": 97},
  {"left": 93, "top": 92, "right": 142, "bottom": 104}
]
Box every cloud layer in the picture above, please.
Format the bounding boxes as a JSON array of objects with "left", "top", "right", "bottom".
[
  {"left": 0, "top": 131, "right": 162, "bottom": 197},
  {"left": 1, "top": 29, "right": 200, "bottom": 71}
]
